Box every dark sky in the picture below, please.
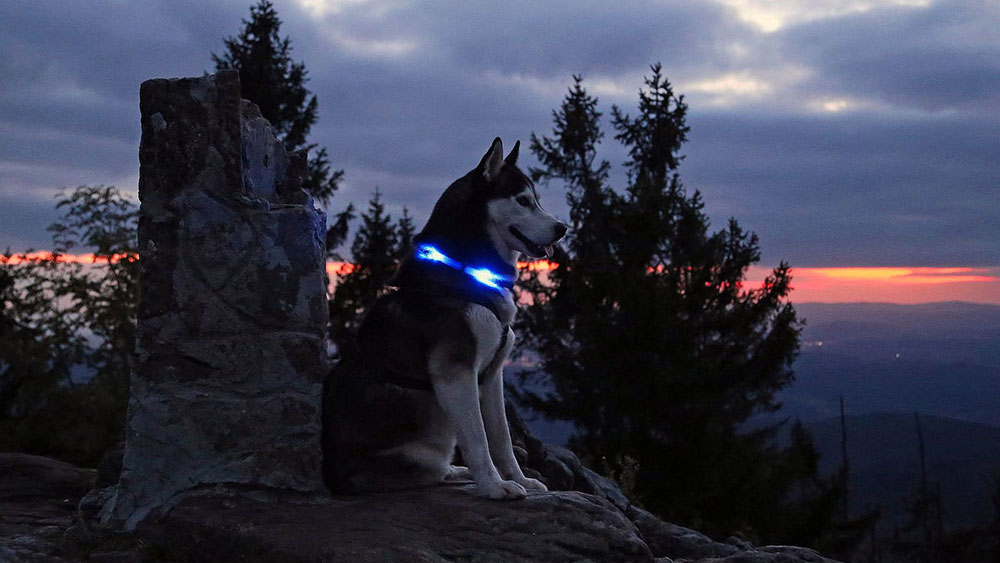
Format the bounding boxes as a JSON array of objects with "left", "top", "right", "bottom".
[{"left": 1, "top": 0, "right": 997, "bottom": 269}]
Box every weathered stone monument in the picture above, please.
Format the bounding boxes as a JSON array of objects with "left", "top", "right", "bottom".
[{"left": 101, "top": 70, "right": 328, "bottom": 529}]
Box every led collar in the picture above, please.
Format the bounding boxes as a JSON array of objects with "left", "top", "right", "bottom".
[{"left": 414, "top": 244, "right": 514, "bottom": 291}]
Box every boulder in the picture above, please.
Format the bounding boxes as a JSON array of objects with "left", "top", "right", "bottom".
[
  {"left": 0, "top": 453, "right": 95, "bottom": 502},
  {"left": 506, "top": 400, "right": 629, "bottom": 511},
  {"left": 627, "top": 506, "right": 739, "bottom": 560},
  {"left": 0, "top": 454, "right": 94, "bottom": 562},
  {"left": 138, "top": 486, "right": 652, "bottom": 563}
]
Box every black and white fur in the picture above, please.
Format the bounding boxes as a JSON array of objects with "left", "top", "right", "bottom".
[{"left": 323, "top": 138, "right": 566, "bottom": 499}]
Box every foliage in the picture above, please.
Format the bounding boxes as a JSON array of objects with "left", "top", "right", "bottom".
[
  {"left": 0, "top": 186, "right": 138, "bottom": 466},
  {"left": 325, "top": 204, "right": 356, "bottom": 263},
  {"left": 516, "top": 65, "right": 839, "bottom": 544},
  {"left": 328, "top": 190, "right": 411, "bottom": 352},
  {"left": 213, "top": 0, "right": 357, "bottom": 343},
  {"left": 213, "top": 0, "right": 343, "bottom": 206},
  {"left": 395, "top": 207, "right": 416, "bottom": 262}
]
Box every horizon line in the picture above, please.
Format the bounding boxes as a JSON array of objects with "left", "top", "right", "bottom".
[{"left": 4, "top": 251, "right": 998, "bottom": 305}]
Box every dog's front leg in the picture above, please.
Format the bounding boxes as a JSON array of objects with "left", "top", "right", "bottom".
[
  {"left": 430, "top": 348, "right": 526, "bottom": 500},
  {"left": 480, "top": 332, "right": 548, "bottom": 493}
]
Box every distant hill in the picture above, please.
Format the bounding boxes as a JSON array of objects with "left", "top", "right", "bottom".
[
  {"left": 517, "top": 301, "right": 1000, "bottom": 437},
  {"left": 796, "top": 302, "right": 1000, "bottom": 342},
  {"left": 778, "top": 350, "right": 1000, "bottom": 424},
  {"left": 794, "top": 301, "right": 1000, "bottom": 367},
  {"left": 771, "top": 303, "right": 1000, "bottom": 528},
  {"left": 779, "top": 302, "right": 1000, "bottom": 424},
  {"left": 805, "top": 413, "right": 1000, "bottom": 529},
  {"left": 514, "top": 301, "right": 1000, "bottom": 530}
]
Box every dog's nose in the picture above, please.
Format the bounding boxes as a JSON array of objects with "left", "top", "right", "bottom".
[{"left": 554, "top": 222, "right": 568, "bottom": 239}]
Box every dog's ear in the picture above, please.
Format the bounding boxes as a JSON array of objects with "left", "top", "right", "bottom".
[
  {"left": 504, "top": 140, "right": 520, "bottom": 166},
  {"left": 478, "top": 137, "right": 504, "bottom": 182}
]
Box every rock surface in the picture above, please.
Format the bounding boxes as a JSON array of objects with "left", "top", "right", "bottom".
[
  {"left": 0, "top": 452, "right": 842, "bottom": 563},
  {"left": 0, "top": 454, "right": 95, "bottom": 503},
  {"left": 140, "top": 486, "right": 651, "bottom": 563},
  {"left": 102, "top": 70, "right": 329, "bottom": 530},
  {"left": 138, "top": 485, "right": 839, "bottom": 563},
  {"left": 0, "top": 454, "right": 94, "bottom": 562}
]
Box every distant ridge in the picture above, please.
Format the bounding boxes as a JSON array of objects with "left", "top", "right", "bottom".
[
  {"left": 775, "top": 300, "right": 1000, "bottom": 424},
  {"left": 805, "top": 412, "right": 1000, "bottom": 529}
]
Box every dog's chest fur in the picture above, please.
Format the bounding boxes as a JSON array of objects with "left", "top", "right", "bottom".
[
  {"left": 463, "top": 301, "right": 516, "bottom": 375},
  {"left": 352, "top": 290, "right": 515, "bottom": 388}
]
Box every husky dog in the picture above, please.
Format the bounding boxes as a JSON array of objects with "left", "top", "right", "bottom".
[{"left": 323, "top": 138, "right": 566, "bottom": 500}]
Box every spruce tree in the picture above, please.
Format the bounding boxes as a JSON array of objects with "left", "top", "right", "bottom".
[
  {"left": 517, "top": 65, "right": 837, "bottom": 543},
  {"left": 395, "top": 207, "right": 415, "bottom": 261},
  {"left": 328, "top": 189, "right": 400, "bottom": 350},
  {"left": 213, "top": 0, "right": 343, "bottom": 205}
]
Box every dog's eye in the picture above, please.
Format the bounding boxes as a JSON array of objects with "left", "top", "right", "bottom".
[{"left": 516, "top": 196, "right": 532, "bottom": 208}]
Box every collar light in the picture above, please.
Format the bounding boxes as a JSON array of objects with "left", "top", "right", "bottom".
[
  {"left": 464, "top": 267, "right": 503, "bottom": 290},
  {"left": 415, "top": 244, "right": 512, "bottom": 291},
  {"left": 416, "top": 244, "right": 460, "bottom": 269}
]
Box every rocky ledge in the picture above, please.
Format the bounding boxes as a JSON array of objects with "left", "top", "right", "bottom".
[
  {"left": 1, "top": 452, "right": 840, "bottom": 563},
  {"left": 138, "top": 486, "right": 647, "bottom": 562}
]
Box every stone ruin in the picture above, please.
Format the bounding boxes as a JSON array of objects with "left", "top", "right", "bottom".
[{"left": 100, "top": 69, "right": 329, "bottom": 530}]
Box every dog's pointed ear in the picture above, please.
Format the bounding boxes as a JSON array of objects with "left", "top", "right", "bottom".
[
  {"left": 478, "top": 137, "right": 504, "bottom": 182},
  {"left": 504, "top": 140, "right": 520, "bottom": 166}
]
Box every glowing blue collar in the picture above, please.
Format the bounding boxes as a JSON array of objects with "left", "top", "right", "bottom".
[{"left": 414, "top": 244, "right": 514, "bottom": 292}]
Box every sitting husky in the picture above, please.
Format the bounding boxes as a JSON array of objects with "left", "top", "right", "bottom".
[{"left": 323, "top": 138, "right": 567, "bottom": 500}]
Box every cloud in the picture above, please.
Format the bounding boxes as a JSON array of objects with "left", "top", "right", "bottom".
[
  {"left": 298, "top": 0, "right": 746, "bottom": 77},
  {"left": 0, "top": 1, "right": 252, "bottom": 205},
  {"left": 776, "top": 0, "right": 1000, "bottom": 114},
  {"left": 683, "top": 110, "right": 1000, "bottom": 267},
  {"left": 717, "top": 0, "right": 932, "bottom": 33},
  {"left": 0, "top": 0, "right": 997, "bottom": 277}
]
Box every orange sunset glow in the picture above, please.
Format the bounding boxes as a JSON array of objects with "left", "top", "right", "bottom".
[
  {"left": 6, "top": 253, "right": 997, "bottom": 305},
  {"left": 2, "top": 251, "right": 136, "bottom": 264},
  {"left": 746, "top": 265, "right": 1000, "bottom": 304},
  {"left": 328, "top": 259, "right": 1000, "bottom": 304}
]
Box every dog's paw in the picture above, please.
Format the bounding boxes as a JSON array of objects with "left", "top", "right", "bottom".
[
  {"left": 514, "top": 476, "right": 548, "bottom": 492},
  {"left": 480, "top": 479, "right": 527, "bottom": 500}
]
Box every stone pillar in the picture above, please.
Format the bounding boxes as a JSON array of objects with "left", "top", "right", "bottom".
[{"left": 104, "top": 71, "right": 328, "bottom": 530}]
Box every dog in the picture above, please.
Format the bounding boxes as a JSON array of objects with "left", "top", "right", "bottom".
[{"left": 322, "top": 137, "right": 567, "bottom": 500}]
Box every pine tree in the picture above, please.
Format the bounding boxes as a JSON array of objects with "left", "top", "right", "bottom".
[
  {"left": 395, "top": 207, "right": 415, "bottom": 261},
  {"left": 895, "top": 412, "right": 944, "bottom": 559},
  {"left": 517, "top": 65, "right": 836, "bottom": 543},
  {"left": 213, "top": 0, "right": 343, "bottom": 205},
  {"left": 328, "top": 189, "right": 400, "bottom": 350}
]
